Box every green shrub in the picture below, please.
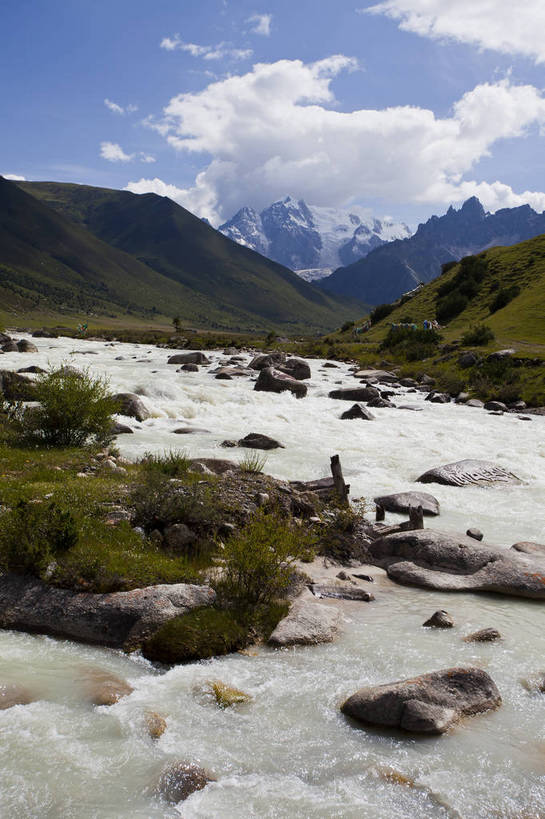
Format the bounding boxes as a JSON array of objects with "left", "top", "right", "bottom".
[
  {"left": 131, "top": 469, "right": 220, "bottom": 533},
  {"left": 380, "top": 326, "right": 441, "bottom": 361},
  {"left": 436, "top": 291, "right": 468, "bottom": 323},
  {"left": 441, "top": 260, "right": 458, "bottom": 274},
  {"left": 461, "top": 325, "right": 495, "bottom": 346},
  {"left": 0, "top": 500, "right": 79, "bottom": 577},
  {"left": 142, "top": 607, "right": 248, "bottom": 663},
  {"left": 341, "top": 320, "right": 355, "bottom": 333},
  {"left": 216, "top": 511, "right": 316, "bottom": 612},
  {"left": 11, "top": 367, "right": 119, "bottom": 447},
  {"left": 489, "top": 285, "right": 520, "bottom": 313},
  {"left": 370, "top": 303, "right": 394, "bottom": 325}
]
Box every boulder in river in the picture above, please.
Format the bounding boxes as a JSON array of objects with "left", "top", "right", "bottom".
[
  {"left": 254, "top": 367, "right": 307, "bottom": 398},
  {"left": 268, "top": 591, "right": 340, "bottom": 646},
  {"left": 179, "top": 363, "right": 199, "bottom": 372},
  {"left": 249, "top": 352, "right": 285, "bottom": 370},
  {"left": 340, "top": 403, "right": 375, "bottom": 421},
  {"left": 423, "top": 610, "right": 454, "bottom": 628},
  {"left": 466, "top": 528, "right": 483, "bottom": 541},
  {"left": 112, "top": 393, "right": 151, "bottom": 422},
  {"left": 367, "top": 528, "right": 545, "bottom": 599},
  {"left": 310, "top": 583, "right": 374, "bottom": 602},
  {"left": 416, "top": 459, "right": 518, "bottom": 486},
  {"left": 2, "top": 340, "right": 19, "bottom": 352},
  {"left": 341, "top": 667, "right": 501, "bottom": 734},
  {"left": 168, "top": 352, "right": 210, "bottom": 365},
  {"left": 511, "top": 541, "right": 545, "bottom": 556},
  {"left": 238, "top": 433, "right": 284, "bottom": 450},
  {"left": 155, "top": 760, "right": 216, "bottom": 803},
  {"left": 279, "top": 358, "right": 311, "bottom": 380},
  {"left": 16, "top": 339, "right": 39, "bottom": 353},
  {"left": 0, "top": 574, "right": 215, "bottom": 650},
  {"left": 145, "top": 711, "right": 167, "bottom": 740},
  {"left": 329, "top": 386, "right": 379, "bottom": 402},
  {"left": 374, "top": 491, "right": 440, "bottom": 517},
  {"left": 484, "top": 400, "right": 507, "bottom": 412}
]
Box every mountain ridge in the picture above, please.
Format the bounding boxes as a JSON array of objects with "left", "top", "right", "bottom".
[
  {"left": 318, "top": 196, "right": 545, "bottom": 305},
  {"left": 219, "top": 195, "right": 411, "bottom": 278}
]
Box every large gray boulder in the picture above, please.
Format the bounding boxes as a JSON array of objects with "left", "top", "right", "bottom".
[
  {"left": 374, "top": 491, "right": 440, "bottom": 517},
  {"left": 341, "top": 667, "right": 501, "bottom": 734},
  {"left": 168, "top": 352, "right": 210, "bottom": 365},
  {"left": 249, "top": 352, "right": 285, "bottom": 370},
  {"left": 254, "top": 367, "right": 307, "bottom": 398},
  {"left": 341, "top": 403, "right": 375, "bottom": 421},
  {"left": 279, "top": 358, "right": 311, "bottom": 380},
  {"left": 268, "top": 591, "right": 340, "bottom": 646},
  {"left": 17, "top": 339, "right": 39, "bottom": 353},
  {"left": 417, "top": 459, "right": 518, "bottom": 486},
  {"left": 367, "top": 529, "right": 545, "bottom": 599},
  {"left": 0, "top": 574, "right": 215, "bottom": 650},
  {"left": 112, "top": 392, "right": 151, "bottom": 422},
  {"left": 329, "top": 386, "right": 380, "bottom": 402}
]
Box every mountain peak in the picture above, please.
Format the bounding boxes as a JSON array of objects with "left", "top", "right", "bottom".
[{"left": 460, "top": 196, "right": 486, "bottom": 219}]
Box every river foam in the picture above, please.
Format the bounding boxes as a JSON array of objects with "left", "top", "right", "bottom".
[{"left": 0, "top": 335, "right": 544, "bottom": 817}]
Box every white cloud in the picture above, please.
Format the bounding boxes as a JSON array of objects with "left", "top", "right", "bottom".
[
  {"left": 139, "top": 153, "right": 156, "bottom": 163},
  {"left": 364, "top": 0, "right": 545, "bottom": 64},
  {"left": 104, "top": 98, "right": 138, "bottom": 115},
  {"left": 247, "top": 13, "right": 272, "bottom": 36},
  {"left": 137, "top": 57, "right": 545, "bottom": 223},
  {"left": 3, "top": 173, "right": 26, "bottom": 181},
  {"left": 100, "top": 141, "right": 134, "bottom": 162},
  {"left": 159, "top": 34, "right": 252, "bottom": 61}
]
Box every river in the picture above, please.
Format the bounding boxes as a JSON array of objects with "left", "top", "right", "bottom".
[{"left": 0, "top": 335, "right": 544, "bottom": 818}]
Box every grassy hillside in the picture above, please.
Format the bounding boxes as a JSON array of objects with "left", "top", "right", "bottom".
[
  {"left": 298, "top": 234, "right": 545, "bottom": 405},
  {"left": 17, "top": 180, "right": 360, "bottom": 333}
]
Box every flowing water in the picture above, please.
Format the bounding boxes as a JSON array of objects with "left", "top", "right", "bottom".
[{"left": 1, "top": 336, "right": 545, "bottom": 818}]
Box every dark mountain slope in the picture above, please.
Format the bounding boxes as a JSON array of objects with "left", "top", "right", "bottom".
[
  {"left": 318, "top": 197, "right": 545, "bottom": 306},
  {"left": 19, "top": 181, "right": 359, "bottom": 331}
]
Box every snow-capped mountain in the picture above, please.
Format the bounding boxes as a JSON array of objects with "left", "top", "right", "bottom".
[{"left": 219, "top": 196, "right": 411, "bottom": 279}]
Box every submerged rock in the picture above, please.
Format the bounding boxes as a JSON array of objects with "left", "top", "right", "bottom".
[
  {"left": 155, "top": 761, "right": 216, "bottom": 803},
  {"left": 268, "top": 591, "right": 340, "bottom": 646},
  {"left": 0, "top": 683, "right": 33, "bottom": 710},
  {"left": 341, "top": 667, "right": 501, "bottom": 734},
  {"left": 207, "top": 680, "right": 252, "bottom": 708},
  {"left": 463, "top": 628, "right": 501, "bottom": 643},
  {"left": 511, "top": 541, "right": 545, "bottom": 556},
  {"left": 417, "top": 459, "right": 518, "bottom": 486},
  {"left": 0, "top": 574, "right": 215, "bottom": 650},
  {"left": 310, "top": 583, "right": 374, "bottom": 602},
  {"left": 254, "top": 367, "right": 307, "bottom": 398},
  {"left": 144, "top": 711, "right": 167, "bottom": 740},
  {"left": 367, "top": 529, "right": 545, "bottom": 599},
  {"left": 423, "top": 610, "right": 454, "bottom": 628},
  {"left": 374, "top": 491, "right": 440, "bottom": 517},
  {"left": 78, "top": 667, "right": 133, "bottom": 706}
]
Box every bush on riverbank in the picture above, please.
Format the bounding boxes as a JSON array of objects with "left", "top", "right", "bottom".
[
  {"left": 0, "top": 500, "right": 79, "bottom": 577},
  {"left": 142, "top": 607, "right": 248, "bottom": 663},
  {"left": 9, "top": 367, "right": 119, "bottom": 447}
]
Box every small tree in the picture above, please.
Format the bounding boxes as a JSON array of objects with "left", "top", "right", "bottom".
[
  {"left": 11, "top": 366, "right": 119, "bottom": 447},
  {"left": 216, "top": 511, "right": 316, "bottom": 613},
  {"left": 172, "top": 315, "right": 182, "bottom": 334}
]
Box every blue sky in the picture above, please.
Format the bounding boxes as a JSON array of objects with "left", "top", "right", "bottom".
[{"left": 2, "top": 0, "right": 545, "bottom": 228}]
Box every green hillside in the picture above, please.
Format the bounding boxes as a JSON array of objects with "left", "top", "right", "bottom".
[
  {"left": 361, "top": 234, "right": 545, "bottom": 349},
  {"left": 300, "top": 234, "right": 545, "bottom": 405},
  {"left": 15, "top": 180, "right": 359, "bottom": 333}
]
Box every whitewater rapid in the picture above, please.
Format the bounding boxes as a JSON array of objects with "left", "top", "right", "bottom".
[{"left": 1, "top": 335, "right": 544, "bottom": 818}]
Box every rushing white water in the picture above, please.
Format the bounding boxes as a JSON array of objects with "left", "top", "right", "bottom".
[{"left": 1, "top": 335, "right": 545, "bottom": 818}]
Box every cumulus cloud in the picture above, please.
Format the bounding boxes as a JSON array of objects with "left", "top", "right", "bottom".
[
  {"left": 100, "top": 141, "right": 134, "bottom": 162},
  {"left": 134, "top": 57, "right": 545, "bottom": 223},
  {"left": 139, "top": 153, "right": 156, "bottom": 163},
  {"left": 3, "top": 173, "right": 26, "bottom": 181},
  {"left": 160, "top": 35, "right": 252, "bottom": 61},
  {"left": 247, "top": 13, "right": 272, "bottom": 36},
  {"left": 364, "top": 0, "right": 545, "bottom": 64},
  {"left": 104, "top": 98, "right": 138, "bottom": 115}
]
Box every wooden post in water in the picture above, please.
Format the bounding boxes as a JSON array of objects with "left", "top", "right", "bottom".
[
  {"left": 375, "top": 504, "right": 385, "bottom": 522},
  {"left": 409, "top": 504, "right": 424, "bottom": 530},
  {"left": 330, "top": 454, "right": 350, "bottom": 507}
]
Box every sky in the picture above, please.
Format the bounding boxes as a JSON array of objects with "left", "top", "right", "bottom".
[{"left": 2, "top": 0, "right": 545, "bottom": 229}]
